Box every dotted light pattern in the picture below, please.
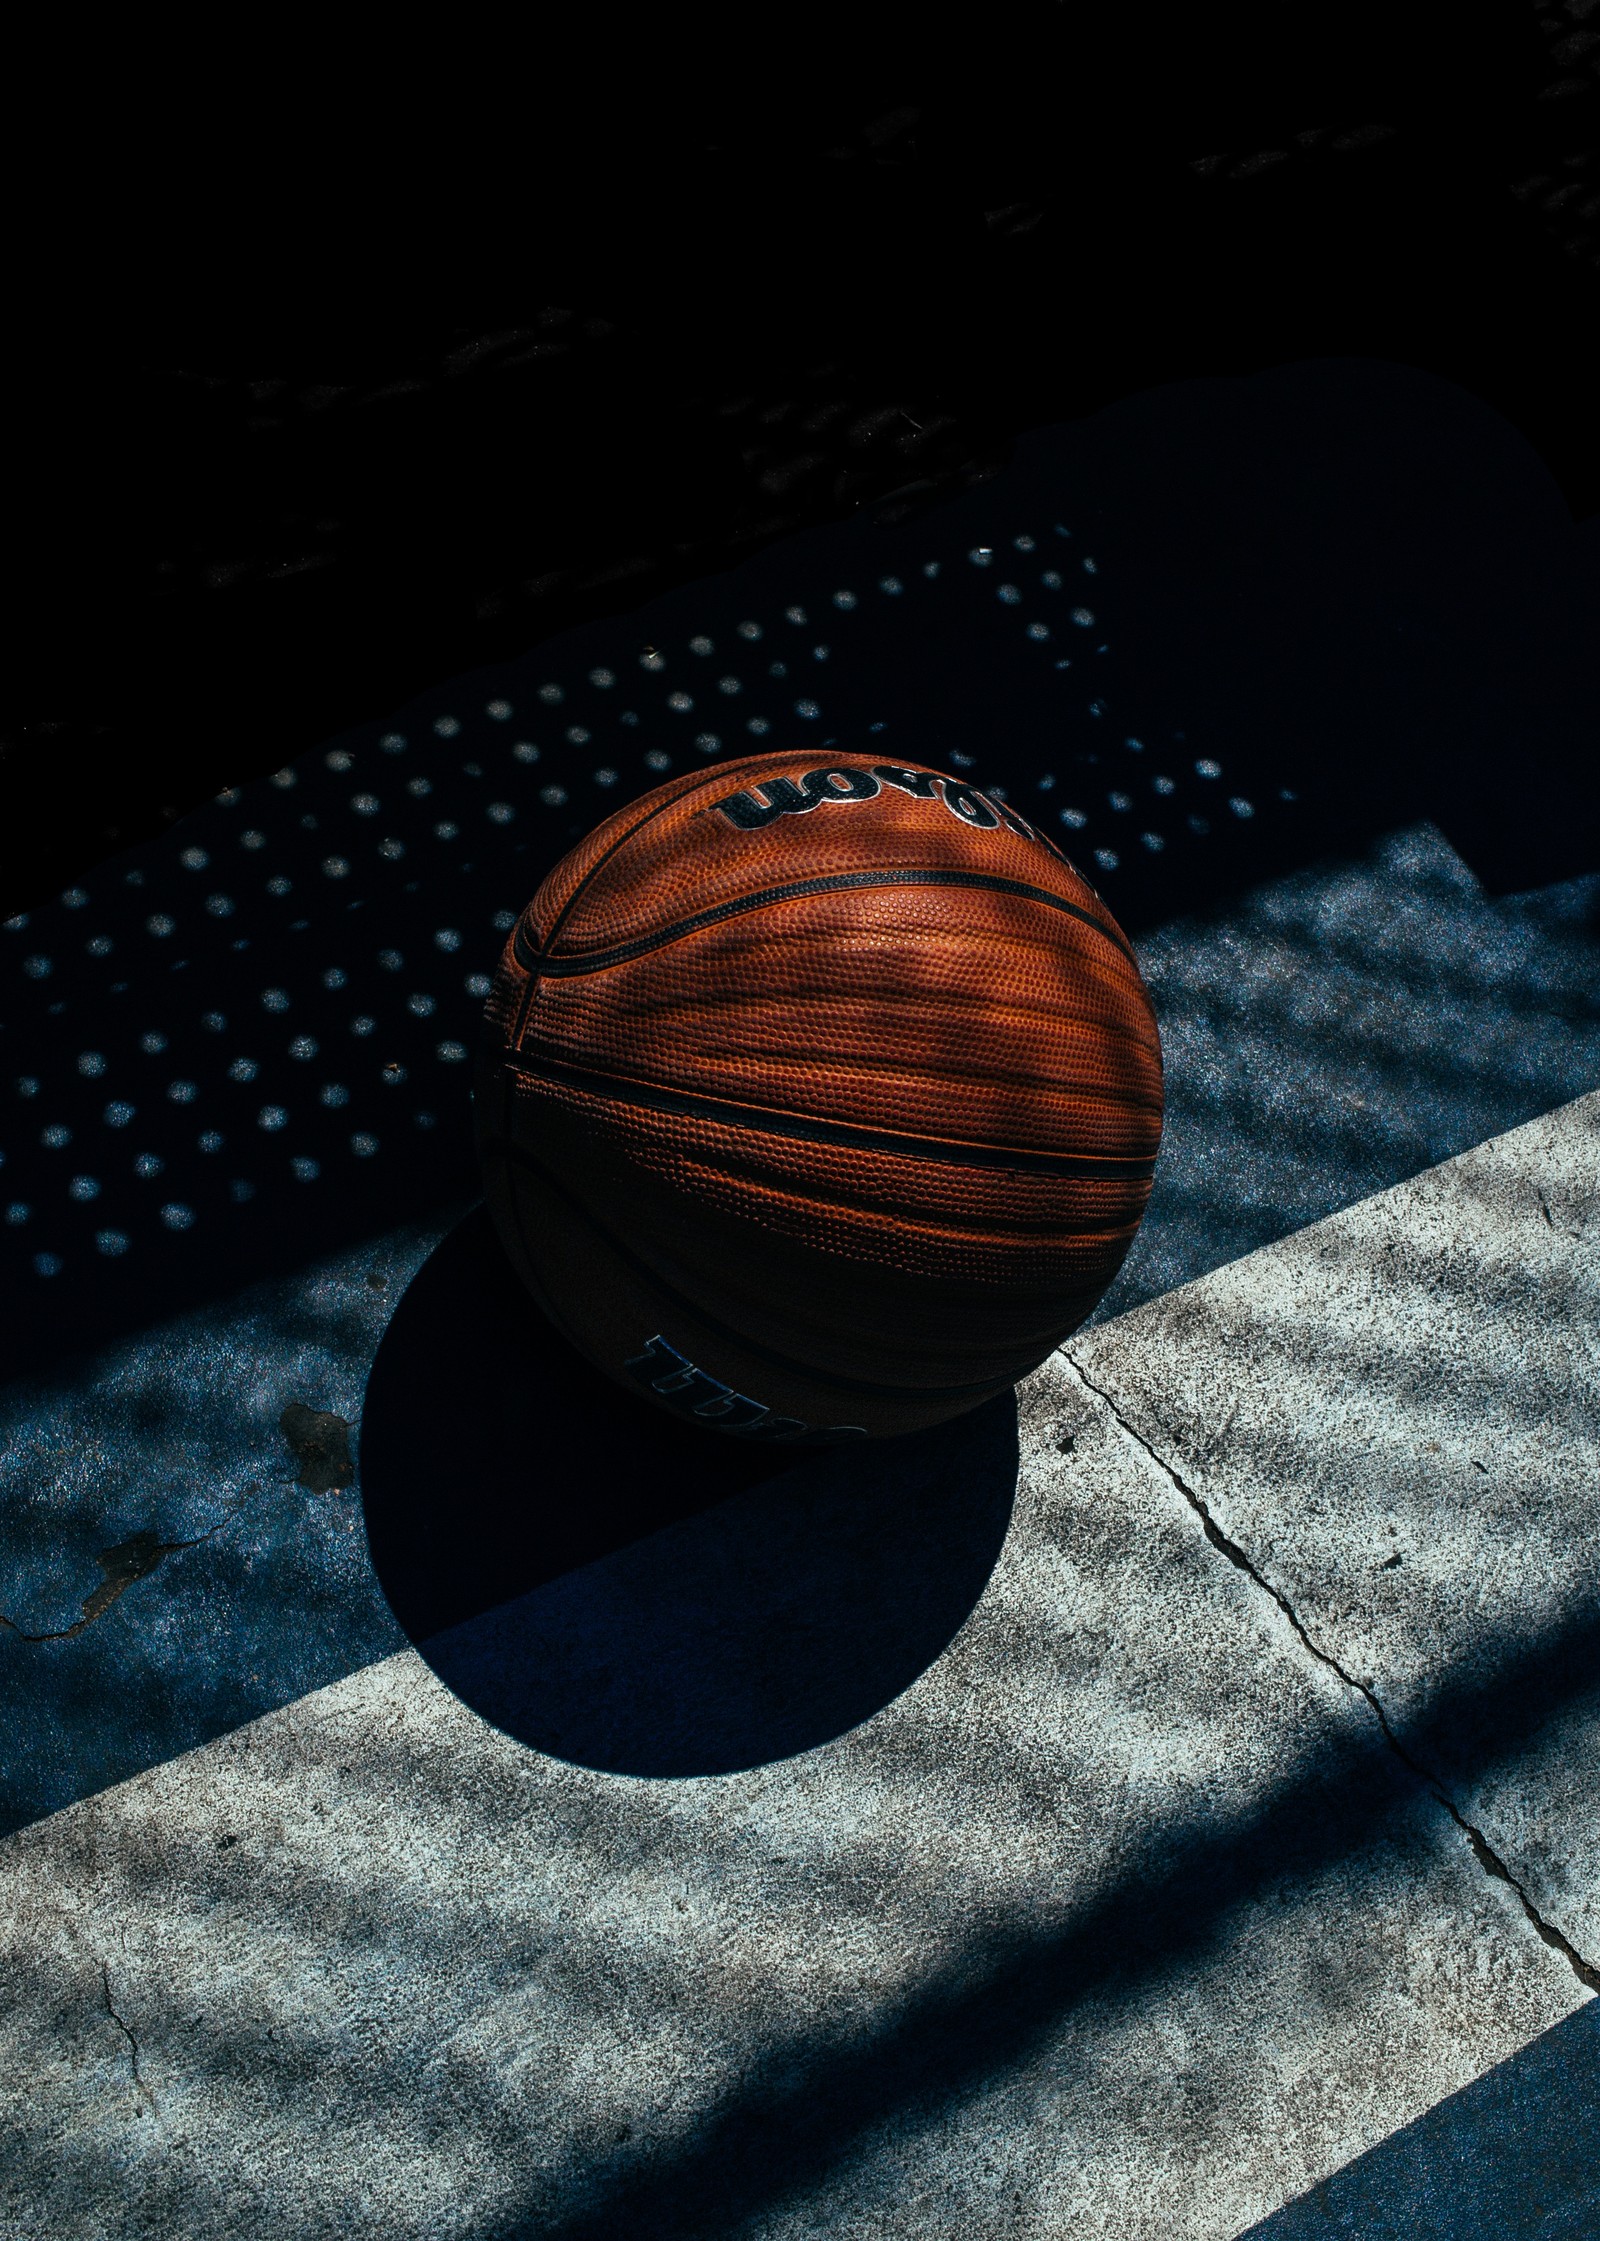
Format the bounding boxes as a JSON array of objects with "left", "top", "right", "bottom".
[{"left": 1, "top": 518, "right": 1294, "bottom": 1289}]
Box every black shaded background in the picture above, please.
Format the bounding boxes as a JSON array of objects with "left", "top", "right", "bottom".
[{"left": 5, "top": 3, "right": 1597, "bottom": 921}]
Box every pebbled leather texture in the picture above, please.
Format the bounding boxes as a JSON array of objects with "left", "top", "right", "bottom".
[{"left": 477, "top": 748, "right": 1163, "bottom": 1439}]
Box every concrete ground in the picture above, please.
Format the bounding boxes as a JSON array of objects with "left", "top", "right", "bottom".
[
  {"left": 2, "top": 1092, "right": 1597, "bottom": 2237},
  {"left": 3, "top": 361, "right": 1598, "bottom": 2235}
]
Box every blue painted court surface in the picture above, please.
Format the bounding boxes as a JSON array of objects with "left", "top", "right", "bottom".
[{"left": 1, "top": 358, "right": 1597, "bottom": 2238}]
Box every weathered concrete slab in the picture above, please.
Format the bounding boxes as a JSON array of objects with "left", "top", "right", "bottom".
[
  {"left": 1073, "top": 1088, "right": 1600, "bottom": 1966},
  {"left": 8, "top": 826, "right": 1597, "bottom": 1842},
  {"left": 1241, "top": 1998, "right": 1600, "bottom": 2238},
  {"left": 0, "top": 1340, "right": 1581, "bottom": 2238},
  {"left": 0, "top": 1211, "right": 467, "bottom": 1831}
]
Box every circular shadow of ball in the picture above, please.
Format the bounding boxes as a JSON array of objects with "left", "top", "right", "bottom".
[{"left": 361, "top": 1203, "right": 1018, "bottom": 1777}]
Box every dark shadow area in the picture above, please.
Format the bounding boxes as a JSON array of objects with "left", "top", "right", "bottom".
[
  {"left": 4, "top": 356, "right": 1597, "bottom": 1378},
  {"left": 361, "top": 1204, "right": 799, "bottom": 1640},
  {"left": 1241, "top": 1999, "right": 1600, "bottom": 2239},
  {"left": 360, "top": 1203, "right": 1019, "bottom": 1776},
  {"left": 8, "top": 14, "right": 1598, "bottom": 920}
]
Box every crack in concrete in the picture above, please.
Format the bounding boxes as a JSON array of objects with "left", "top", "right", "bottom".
[
  {"left": 0, "top": 1485, "right": 260, "bottom": 1644},
  {"left": 102, "top": 1962, "right": 155, "bottom": 2112},
  {"left": 1063, "top": 1351, "right": 1600, "bottom": 1996}
]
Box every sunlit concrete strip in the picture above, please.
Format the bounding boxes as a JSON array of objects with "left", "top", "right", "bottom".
[
  {"left": 1073, "top": 1086, "right": 1600, "bottom": 1971},
  {"left": 0, "top": 1339, "right": 1581, "bottom": 2236}
]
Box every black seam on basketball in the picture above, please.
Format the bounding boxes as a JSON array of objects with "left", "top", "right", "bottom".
[
  {"left": 502, "top": 1047, "right": 1159, "bottom": 1184},
  {"left": 479, "top": 1132, "right": 1042, "bottom": 1404},
  {"left": 510, "top": 758, "right": 757, "bottom": 1046},
  {"left": 539, "top": 759, "right": 756, "bottom": 953},
  {"left": 515, "top": 868, "right": 1133, "bottom": 977}
]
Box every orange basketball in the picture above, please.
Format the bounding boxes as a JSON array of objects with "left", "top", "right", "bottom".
[{"left": 473, "top": 748, "right": 1163, "bottom": 1442}]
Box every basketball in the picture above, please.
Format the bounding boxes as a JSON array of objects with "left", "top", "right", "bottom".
[{"left": 473, "top": 748, "right": 1163, "bottom": 1442}]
